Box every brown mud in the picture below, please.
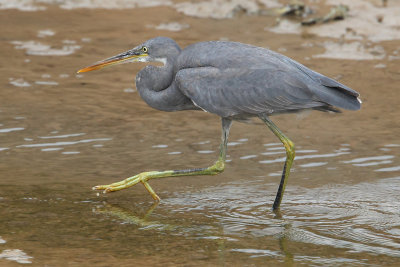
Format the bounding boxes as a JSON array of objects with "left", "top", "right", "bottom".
[{"left": 1, "top": 1, "right": 400, "bottom": 266}]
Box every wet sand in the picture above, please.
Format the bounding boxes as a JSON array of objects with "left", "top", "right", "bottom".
[{"left": 1, "top": 0, "right": 400, "bottom": 266}]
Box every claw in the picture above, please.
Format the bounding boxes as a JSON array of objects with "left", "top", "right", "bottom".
[{"left": 92, "top": 172, "right": 161, "bottom": 200}]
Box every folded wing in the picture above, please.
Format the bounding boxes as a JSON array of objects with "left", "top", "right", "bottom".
[{"left": 175, "top": 67, "right": 357, "bottom": 118}]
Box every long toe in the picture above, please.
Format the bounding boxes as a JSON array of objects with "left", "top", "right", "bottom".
[{"left": 92, "top": 185, "right": 108, "bottom": 190}]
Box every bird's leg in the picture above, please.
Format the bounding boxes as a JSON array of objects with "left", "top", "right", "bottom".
[
  {"left": 259, "top": 114, "right": 295, "bottom": 210},
  {"left": 93, "top": 118, "right": 232, "bottom": 201}
]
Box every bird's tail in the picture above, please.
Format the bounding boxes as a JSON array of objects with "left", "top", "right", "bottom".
[
  {"left": 291, "top": 59, "right": 362, "bottom": 111},
  {"left": 313, "top": 85, "right": 361, "bottom": 110}
]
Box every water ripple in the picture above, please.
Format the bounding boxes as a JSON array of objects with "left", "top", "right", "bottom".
[
  {"left": 299, "top": 162, "right": 327, "bottom": 168},
  {"left": 161, "top": 176, "right": 400, "bottom": 258},
  {"left": 375, "top": 166, "right": 400, "bottom": 172},
  {"left": 259, "top": 152, "right": 350, "bottom": 164},
  {"left": 16, "top": 138, "right": 112, "bottom": 148},
  {"left": 343, "top": 155, "right": 394, "bottom": 164},
  {"left": 39, "top": 133, "right": 85, "bottom": 139},
  {"left": 0, "top": 127, "right": 24, "bottom": 133}
]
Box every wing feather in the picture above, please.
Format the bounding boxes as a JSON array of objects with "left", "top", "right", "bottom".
[
  {"left": 175, "top": 41, "right": 360, "bottom": 113},
  {"left": 175, "top": 67, "right": 325, "bottom": 118}
]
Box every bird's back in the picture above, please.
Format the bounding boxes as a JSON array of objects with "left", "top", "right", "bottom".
[
  {"left": 174, "top": 41, "right": 360, "bottom": 118},
  {"left": 177, "top": 41, "right": 290, "bottom": 70}
]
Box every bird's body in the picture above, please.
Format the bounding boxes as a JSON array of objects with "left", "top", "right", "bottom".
[
  {"left": 78, "top": 37, "right": 361, "bottom": 210},
  {"left": 136, "top": 38, "right": 360, "bottom": 118}
]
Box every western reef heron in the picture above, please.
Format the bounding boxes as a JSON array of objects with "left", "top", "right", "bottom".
[{"left": 78, "top": 37, "right": 361, "bottom": 210}]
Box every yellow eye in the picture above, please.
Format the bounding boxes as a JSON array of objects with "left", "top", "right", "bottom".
[{"left": 142, "top": 46, "right": 148, "bottom": 53}]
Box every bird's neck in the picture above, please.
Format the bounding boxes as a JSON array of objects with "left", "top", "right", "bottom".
[
  {"left": 135, "top": 58, "right": 194, "bottom": 112},
  {"left": 138, "top": 58, "right": 175, "bottom": 92}
]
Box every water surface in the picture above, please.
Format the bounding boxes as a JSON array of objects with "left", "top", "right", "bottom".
[{"left": 1, "top": 0, "right": 400, "bottom": 266}]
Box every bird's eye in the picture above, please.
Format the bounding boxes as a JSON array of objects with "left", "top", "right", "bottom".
[{"left": 142, "top": 46, "right": 148, "bottom": 53}]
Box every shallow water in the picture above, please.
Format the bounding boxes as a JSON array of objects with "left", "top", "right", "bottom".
[{"left": 1, "top": 0, "right": 400, "bottom": 266}]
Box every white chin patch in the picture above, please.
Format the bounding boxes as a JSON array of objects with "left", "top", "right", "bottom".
[
  {"left": 133, "top": 57, "right": 149, "bottom": 63},
  {"left": 155, "top": 57, "right": 167, "bottom": 66}
]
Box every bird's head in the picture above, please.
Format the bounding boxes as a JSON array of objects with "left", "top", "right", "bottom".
[{"left": 77, "top": 37, "right": 180, "bottom": 73}]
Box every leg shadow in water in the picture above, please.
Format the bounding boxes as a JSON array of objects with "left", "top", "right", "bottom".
[{"left": 92, "top": 202, "right": 178, "bottom": 230}]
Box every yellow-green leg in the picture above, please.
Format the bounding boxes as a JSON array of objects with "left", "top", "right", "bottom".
[
  {"left": 259, "top": 114, "right": 295, "bottom": 210},
  {"left": 93, "top": 118, "right": 233, "bottom": 201}
]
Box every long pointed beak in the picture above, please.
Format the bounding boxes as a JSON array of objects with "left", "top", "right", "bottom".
[{"left": 77, "top": 50, "right": 148, "bottom": 73}]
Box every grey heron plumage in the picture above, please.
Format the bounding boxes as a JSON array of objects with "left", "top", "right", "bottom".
[{"left": 78, "top": 37, "right": 361, "bottom": 210}]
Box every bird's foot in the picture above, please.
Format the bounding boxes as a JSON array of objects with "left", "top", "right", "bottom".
[
  {"left": 92, "top": 171, "right": 161, "bottom": 201},
  {"left": 92, "top": 160, "right": 226, "bottom": 202}
]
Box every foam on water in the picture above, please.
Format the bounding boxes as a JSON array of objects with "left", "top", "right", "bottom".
[
  {"left": 123, "top": 88, "right": 136, "bottom": 93},
  {"left": 0, "top": 0, "right": 172, "bottom": 11},
  {"left": 313, "top": 42, "right": 386, "bottom": 60},
  {"left": 151, "top": 22, "right": 190, "bottom": 32},
  {"left": 9, "top": 78, "right": 31, "bottom": 87},
  {"left": 0, "top": 249, "right": 33, "bottom": 264},
  {"left": 11, "top": 40, "right": 81, "bottom": 56},
  {"left": 268, "top": 19, "right": 301, "bottom": 35},
  {"left": 374, "top": 63, "right": 386, "bottom": 69},
  {"left": 0, "top": 0, "right": 46, "bottom": 11},
  {"left": 37, "top": 29, "right": 55, "bottom": 38},
  {"left": 34, "top": 81, "right": 59, "bottom": 86},
  {"left": 60, "top": 0, "right": 172, "bottom": 9}
]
